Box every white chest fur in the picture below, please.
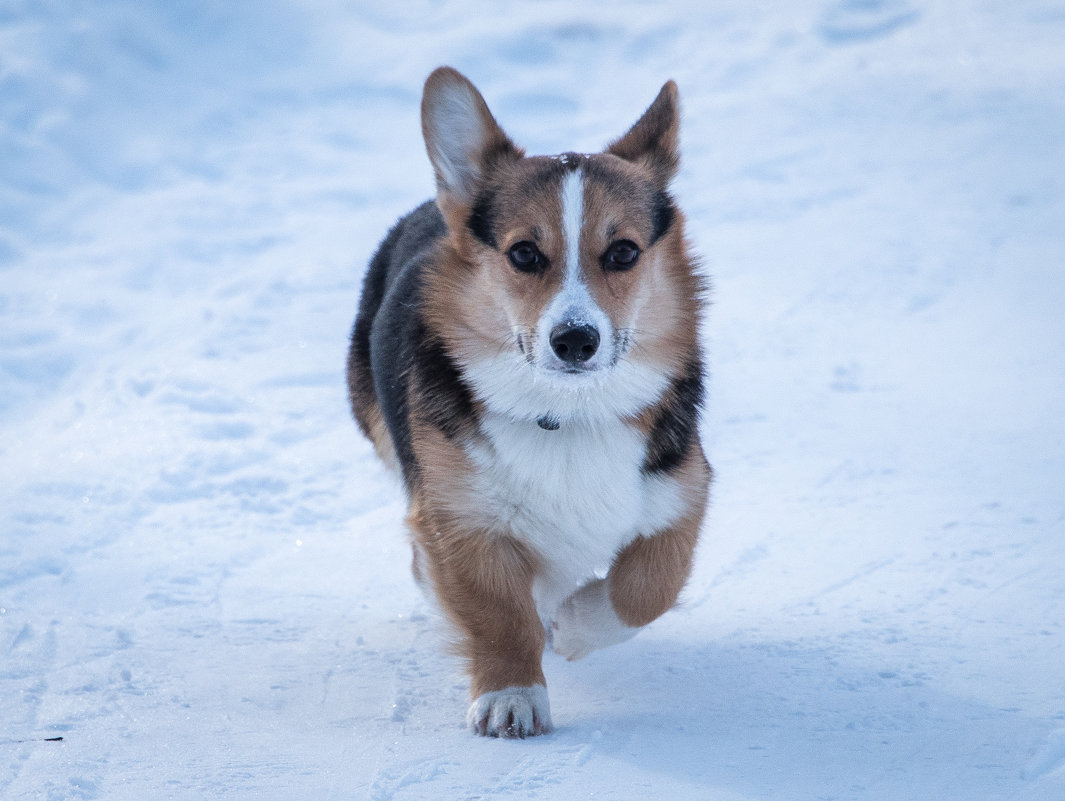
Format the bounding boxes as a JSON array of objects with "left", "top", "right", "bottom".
[{"left": 464, "top": 411, "right": 685, "bottom": 618}]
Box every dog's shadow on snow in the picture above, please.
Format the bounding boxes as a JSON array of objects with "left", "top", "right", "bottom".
[{"left": 546, "top": 634, "right": 1037, "bottom": 796}]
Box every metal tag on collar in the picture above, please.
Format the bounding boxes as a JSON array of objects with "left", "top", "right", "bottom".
[{"left": 536, "top": 414, "right": 560, "bottom": 431}]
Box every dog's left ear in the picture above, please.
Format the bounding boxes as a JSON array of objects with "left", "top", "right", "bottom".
[
  {"left": 422, "top": 67, "right": 523, "bottom": 211},
  {"left": 605, "top": 81, "right": 680, "bottom": 188}
]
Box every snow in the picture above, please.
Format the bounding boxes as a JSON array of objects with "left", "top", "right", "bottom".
[{"left": 2, "top": 1, "right": 1064, "bottom": 798}]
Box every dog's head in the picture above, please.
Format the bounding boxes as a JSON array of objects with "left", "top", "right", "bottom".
[{"left": 421, "top": 67, "right": 702, "bottom": 424}]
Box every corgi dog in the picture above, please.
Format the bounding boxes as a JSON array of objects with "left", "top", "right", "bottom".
[{"left": 347, "top": 67, "right": 710, "bottom": 738}]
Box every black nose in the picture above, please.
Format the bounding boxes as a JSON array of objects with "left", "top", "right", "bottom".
[{"left": 550, "top": 323, "right": 600, "bottom": 364}]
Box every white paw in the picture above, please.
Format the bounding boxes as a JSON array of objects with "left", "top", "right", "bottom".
[
  {"left": 551, "top": 578, "right": 638, "bottom": 661},
  {"left": 466, "top": 684, "right": 553, "bottom": 738}
]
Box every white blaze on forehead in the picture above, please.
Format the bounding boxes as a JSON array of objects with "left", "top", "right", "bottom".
[{"left": 561, "top": 168, "right": 584, "bottom": 288}]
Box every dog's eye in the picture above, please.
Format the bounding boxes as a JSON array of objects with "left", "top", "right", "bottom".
[
  {"left": 507, "top": 241, "right": 546, "bottom": 273},
  {"left": 602, "top": 240, "right": 641, "bottom": 271}
]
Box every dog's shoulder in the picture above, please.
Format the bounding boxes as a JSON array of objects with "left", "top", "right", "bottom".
[
  {"left": 354, "top": 200, "right": 446, "bottom": 353},
  {"left": 364, "top": 201, "right": 479, "bottom": 488},
  {"left": 372, "top": 200, "right": 447, "bottom": 296},
  {"left": 364, "top": 201, "right": 447, "bottom": 395}
]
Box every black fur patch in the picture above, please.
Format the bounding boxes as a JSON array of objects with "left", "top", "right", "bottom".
[
  {"left": 642, "top": 360, "right": 704, "bottom": 475},
  {"left": 359, "top": 202, "right": 449, "bottom": 490},
  {"left": 412, "top": 324, "right": 477, "bottom": 441},
  {"left": 348, "top": 215, "right": 406, "bottom": 439},
  {"left": 649, "top": 191, "right": 675, "bottom": 246},
  {"left": 467, "top": 189, "right": 498, "bottom": 249}
]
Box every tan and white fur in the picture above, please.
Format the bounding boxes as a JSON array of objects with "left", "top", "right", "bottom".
[{"left": 347, "top": 66, "right": 710, "bottom": 737}]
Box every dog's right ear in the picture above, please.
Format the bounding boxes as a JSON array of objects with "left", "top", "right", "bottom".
[
  {"left": 422, "top": 67, "right": 522, "bottom": 211},
  {"left": 605, "top": 81, "right": 680, "bottom": 189}
]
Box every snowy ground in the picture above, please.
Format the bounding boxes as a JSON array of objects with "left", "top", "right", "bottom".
[{"left": 3, "top": 1, "right": 1064, "bottom": 798}]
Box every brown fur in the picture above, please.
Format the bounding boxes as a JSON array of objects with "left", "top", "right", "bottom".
[{"left": 609, "top": 452, "right": 710, "bottom": 627}]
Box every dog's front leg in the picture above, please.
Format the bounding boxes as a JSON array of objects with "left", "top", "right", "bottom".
[
  {"left": 422, "top": 530, "right": 552, "bottom": 737},
  {"left": 552, "top": 507, "right": 703, "bottom": 661}
]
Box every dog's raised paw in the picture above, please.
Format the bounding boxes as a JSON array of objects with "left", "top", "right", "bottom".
[
  {"left": 551, "top": 578, "right": 638, "bottom": 661},
  {"left": 466, "top": 685, "right": 553, "bottom": 738}
]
